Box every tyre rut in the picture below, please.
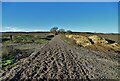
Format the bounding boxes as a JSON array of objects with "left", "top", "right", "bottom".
[{"left": 2, "top": 35, "right": 118, "bottom": 80}]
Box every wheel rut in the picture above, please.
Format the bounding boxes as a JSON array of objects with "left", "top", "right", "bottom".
[{"left": 2, "top": 35, "right": 118, "bottom": 80}]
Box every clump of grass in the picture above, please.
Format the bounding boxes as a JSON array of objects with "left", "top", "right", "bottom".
[
  {"left": 35, "top": 39, "right": 48, "bottom": 44},
  {"left": 13, "top": 35, "right": 34, "bottom": 43},
  {"left": 2, "top": 35, "right": 49, "bottom": 44},
  {"left": 3, "top": 40, "right": 13, "bottom": 44},
  {"left": 2, "top": 50, "right": 15, "bottom": 69},
  {"left": 2, "top": 57, "right": 16, "bottom": 70},
  {"left": 2, "top": 47, "right": 14, "bottom": 58},
  {"left": 2, "top": 47, "right": 16, "bottom": 70}
]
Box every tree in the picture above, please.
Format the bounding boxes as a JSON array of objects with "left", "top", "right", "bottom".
[
  {"left": 58, "top": 28, "right": 65, "bottom": 34},
  {"left": 66, "top": 30, "right": 72, "bottom": 34},
  {"left": 50, "top": 27, "right": 58, "bottom": 35}
]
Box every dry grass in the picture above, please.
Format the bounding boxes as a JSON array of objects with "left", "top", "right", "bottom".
[{"left": 64, "top": 34, "right": 120, "bottom": 53}]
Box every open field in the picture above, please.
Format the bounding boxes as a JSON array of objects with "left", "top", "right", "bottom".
[
  {"left": 1, "top": 32, "right": 53, "bottom": 73},
  {"left": 1, "top": 32, "right": 119, "bottom": 43},
  {"left": 0, "top": 32, "right": 119, "bottom": 80}
]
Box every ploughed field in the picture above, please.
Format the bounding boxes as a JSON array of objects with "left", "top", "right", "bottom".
[{"left": 0, "top": 33, "right": 119, "bottom": 80}]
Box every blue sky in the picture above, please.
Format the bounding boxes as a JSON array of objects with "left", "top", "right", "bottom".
[
  {"left": 2, "top": 2, "right": 118, "bottom": 33},
  {"left": 2, "top": 0, "right": 120, "bottom": 2}
]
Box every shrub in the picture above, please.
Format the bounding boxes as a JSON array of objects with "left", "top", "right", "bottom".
[
  {"left": 50, "top": 27, "right": 58, "bottom": 35},
  {"left": 66, "top": 30, "right": 72, "bottom": 34}
]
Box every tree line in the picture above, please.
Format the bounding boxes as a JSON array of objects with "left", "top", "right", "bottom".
[{"left": 50, "top": 27, "right": 72, "bottom": 35}]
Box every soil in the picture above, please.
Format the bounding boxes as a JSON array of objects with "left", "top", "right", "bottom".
[{"left": 1, "top": 35, "right": 119, "bottom": 80}]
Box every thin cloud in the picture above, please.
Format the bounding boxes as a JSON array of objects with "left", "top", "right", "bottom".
[
  {"left": 1, "top": 27, "right": 26, "bottom": 32},
  {"left": 1, "top": 27, "right": 49, "bottom": 32},
  {"left": 32, "top": 29, "right": 49, "bottom": 32}
]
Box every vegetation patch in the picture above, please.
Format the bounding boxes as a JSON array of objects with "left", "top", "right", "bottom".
[
  {"left": 2, "top": 35, "right": 49, "bottom": 44},
  {"left": 2, "top": 46, "right": 34, "bottom": 70},
  {"left": 13, "top": 35, "right": 35, "bottom": 43},
  {"left": 1, "top": 34, "right": 52, "bottom": 70},
  {"left": 34, "top": 39, "right": 48, "bottom": 44},
  {"left": 2, "top": 47, "right": 16, "bottom": 70}
]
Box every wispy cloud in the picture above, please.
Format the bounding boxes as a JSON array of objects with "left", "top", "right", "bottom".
[
  {"left": 1, "top": 27, "right": 26, "bottom": 32},
  {"left": 32, "top": 29, "right": 49, "bottom": 32},
  {"left": 1, "top": 26, "right": 49, "bottom": 32}
]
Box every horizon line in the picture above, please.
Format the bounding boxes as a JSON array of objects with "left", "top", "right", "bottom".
[{"left": 1, "top": 31, "right": 119, "bottom": 34}]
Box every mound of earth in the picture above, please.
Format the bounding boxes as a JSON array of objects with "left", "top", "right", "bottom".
[
  {"left": 88, "top": 35, "right": 108, "bottom": 44},
  {"left": 103, "top": 43, "right": 120, "bottom": 52},
  {"left": 75, "top": 36, "right": 91, "bottom": 47},
  {"left": 66, "top": 35, "right": 91, "bottom": 47},
  {"left": 65, "top": 34, "right": 120, "bottom": 53}
]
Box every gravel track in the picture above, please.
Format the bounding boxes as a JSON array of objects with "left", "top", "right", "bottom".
[{"left": 1, "top": 35, "right": 119, "bottom": 80}]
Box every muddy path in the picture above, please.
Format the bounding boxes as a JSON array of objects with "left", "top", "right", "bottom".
[{"left": 1, "top": 35, "right": 119, "bottom": 80}]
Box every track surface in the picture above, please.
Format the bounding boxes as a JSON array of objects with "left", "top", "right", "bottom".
[{"left": 2, "top": 35, "right": 119, "bottom": 80}]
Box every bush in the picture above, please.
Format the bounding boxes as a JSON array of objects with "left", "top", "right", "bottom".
[
  {"left": 50, "top": 27, "right": 58, "bottom": 35},
  {"left": 58, "top": 29, "right": 65, "bottom": 34},
  {"left": 66, "top": 30, "right": 72, "bottom": 34}
]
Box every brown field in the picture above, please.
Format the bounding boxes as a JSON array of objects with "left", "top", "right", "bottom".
[
  {"left": 1, "top": 32, "right": 119, "bottom": 43},
  {"left": 0, "top": 32, "right": 119, "bottom": 80}
]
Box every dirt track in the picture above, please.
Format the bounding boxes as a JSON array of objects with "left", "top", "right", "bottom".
[{"left": 2, "top": 35, "right": 119, "bottom": 80}]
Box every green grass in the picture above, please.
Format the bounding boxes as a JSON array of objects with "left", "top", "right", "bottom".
[
  {"left": 1, "top": 34, "right": 50, "bottom": 70},
  {"left": 35, "top": 39, "right": 48, "bottom": 44},
  {"left": 13, "top": 35, "right": 34, "bottom": 43},
  {"left": 2, "top": 47, "right": 18, "bottom": 70},
  {"left": 2, "top": 35, "right": 49, "bottom": 70},
  {"left": 2, "top": 52, "right": 16, "bottom": 70},
  {"left": 2, "top": 35, "right": 48, "bottom": 44}
]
